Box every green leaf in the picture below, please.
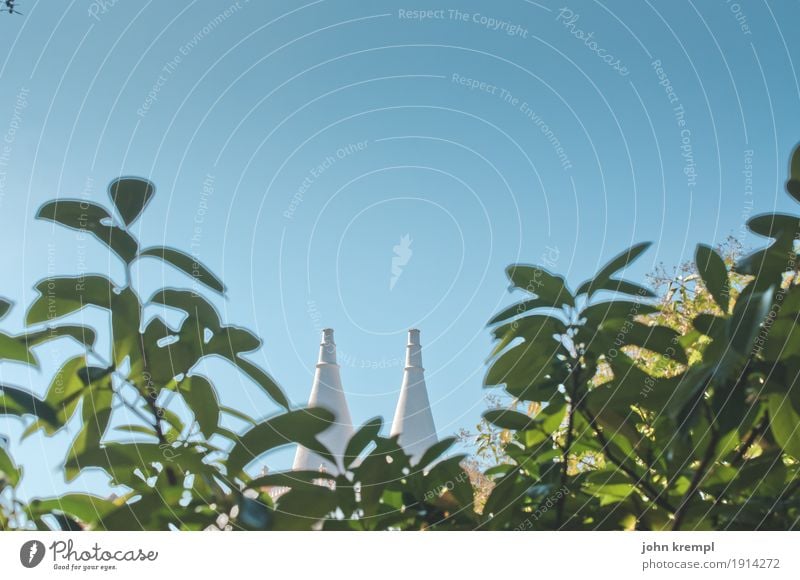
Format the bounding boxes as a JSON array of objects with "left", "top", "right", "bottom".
[
  {"left": 77, "top": 366, "right": 114, "bottom": 386},
  {"left": 40, "top": 356, "right": 93, "bottom": 435},
  {"left": 506, "top": 265, "right": 574, "bottom": 308},
  {"left": 582, "top": 300, "right": 659, "bottom": 329},
  {"left": 602, "top": 322, "right": 688, "bottom": 364},
  {"left": 64, "top": 382, "right": 114, "bottom": 481},
  {"left": 115, "top": 424, "right": 159, "bottom": 438},
  {"left": 226, "top": 408, "right": 336, "bottom": 479},
  {"left": 27, "top": 493, "right": 117, "bottom": 525},
  {"left": 343, "top": 417, "right": 382, "bottom": 469},
  {"left": 65, "top": 442, "right": 162, "bottom": 484},
  {"left": 26, "top": 276, "right": 116, "bottom": 325},
  {"left": 109, "top": 286, "right": 143, "bottom": 369},
  {"left": 0, "top": 298, "right": 11, "bottom": 320},
  {"left": 0, "top": 384, "right": 58, "bottom": 426},
  {"left": 695, "top": 244, "right": 731, "bottom": 313},
  {"left": 0, "top": 332, "right": 36, "bottom": 366},
  {"left": 149, "top": 289, "right": 221, "bottom": 332},
  {"left": 730, "top": 284, "right": 775, "bottom": 355},
  {"left": 208, "top": 326, "right": 261, "bottom": 359},
  {"left": 483, "top": 409, "right": 536, "bottom": 431},
  {"left": 107, "top": 177, "right": 155, "bottom": 226},
  {"left": 231, "top": 356, "right": 290, "bottom": 410},
  {"left": 415, "top": 437, "right": 456, "bottom": 470},
  {"left": 180, "top": 375, "right": 219, "bottom": 438},
  {"left": 219, "top": 405, "right": 256, "bottom": 426},
  {"left": 585, "top": 278, "right": 656, "bottom": 299},
  {"left": 36, "top": 200, "right": 138, "bottom": 262},
  {"left": 272, "top": 487, "right": 337, "bottom": 530},
  {"left": 746, "top": 213, "right": 799, "bottom": 239},
  {"left": 788, "top": 143, "right": 800, "bottom": 202},
  {"left": 138, "top": 247, "right": 225, "bottom": 294},
  {"left": 424, "top": 454, "right": 473, "bottom": 508},
  {"left": 489, "top": 298, "right": 554, "bottom": 325},
  {"left": 692, "top": 314, "right": 725, "bottom": 338},
  {"left": 236, "top": 495, "right": 272, "bottom": 530},
  {"left": 576, "top": 242, "right": 652, "bottom": 297},
  {"left": 768, "top": 395, "right": 800, "bottom": 459},
  {"left": 485, "top": 342, "right": 555, "bottom": 387},
  {"left": 494, "top": 314, "right": 567, "bottom": 342},
  {"left": 0, "top": 446, "right": 21, "bottom": 486},
  {"left": 247, "top": 470, "right": 336, "bottom": 492},
  {"left": 761, "top": 319, "right": 800, "bottom": 362},
  {"left": 18, "top": 325, "right": 97, "bottom": 350}
]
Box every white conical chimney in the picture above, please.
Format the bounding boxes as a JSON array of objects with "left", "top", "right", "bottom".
[
  {"left": 293, "top": 329, "right": 354, "bottom": 474},
  {"left": 390, "top": 329, "right": 438, "bottom": 463}
]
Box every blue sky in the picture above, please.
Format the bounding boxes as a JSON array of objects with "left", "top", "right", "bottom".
[{"left": 1, "top": 0, "right": 799, "bottom": 500}]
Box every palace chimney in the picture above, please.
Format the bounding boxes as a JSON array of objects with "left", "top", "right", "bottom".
[
  {"left": 292, "top": 329, "right": 354, "bottom": 474},
  {"left": 390, "top": 329, "right": 438, "bottom": 463}
]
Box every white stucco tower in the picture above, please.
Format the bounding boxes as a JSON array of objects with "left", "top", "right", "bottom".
[
  {"left": 292, "top": 329, "right": 354, "bottom": 474},
  {"left": 390, "top": 329, "right": 438, "bottom": 463}
]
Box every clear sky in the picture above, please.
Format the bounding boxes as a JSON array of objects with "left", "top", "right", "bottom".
[{"left": 1, "top": 0, "right": 799, "bottom": 500}]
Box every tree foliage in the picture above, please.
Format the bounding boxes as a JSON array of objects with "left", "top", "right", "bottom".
[
  {"left": 3, "top": 141, "right": 800, "bottom": 531},
  {"left": 477, "top": 145, "right": 800, "bottom": 530}
]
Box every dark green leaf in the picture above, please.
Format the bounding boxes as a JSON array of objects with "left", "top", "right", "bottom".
[
  {"left": 247, "top": 470, "right": 335, "bottom": 492},
  {"left": 485, "top": 342, "right": 555, "bottom": 387},
  {"left": 180, "top": 375, "right": 219, "bottom": 438},
  {"left": 18, "top": 325, "right": 97, "bottom": 350},
  {"left": 693, "top": 314, "right": 725, "bottom": 338},
  {"left": 236, "top": 495, "right": 272, "bottom": 530},
  {"left": 219, "top": 405, "right": 256, "bottom": 425},
  {"left": 424, "top": 454, "right": 473, "bottom": 508},
  {"left": 231, "top": 356, "right": 290, "bottom": 410},
  {"left": 0, "top": 446, "right": 21, "bottom": 486},
  {"left": 39, "top": 356, "right": 93, "bottom": 435},
  {"left": 37, "top": 200, "right": 138, "bottom": 262},
  {"left": 415, "top": 437, "right": 456, "bottom": 470},
  {"left": 730, "top": 284, "right": 775, "bottom": 355},
  {"left": 788, "top": 143, "right": 800, "bottom": 202},
  {"left": 27, "top": 493, "right": 117, "bottom": 525},
  {"left": 603, "top": 322, "right": 688, "bottom": 364},
  {"left": 0, "top": 332, "right": 36, "bottom": 366},
  {"left": 107, "top": 177, "right": 155, "bottom": 226},
  {"left": 343, "top": 417, "right": 382, "bottom": 469},
  {"left": 0, "top": 384, "right": 58, "bottom": 426},
  {"left": 149, "top": 289, "right": 221, "bottom": 332},
  {"left": 582, "top": 300, "right": 659, "bottom": 329},
  {"left": 768, "top": 395, "right": 800, "bottom": 459},
  {"left": 0, "top": 298, "right": 11, "bottom": 320},
  {"left": 115, "top": 424, "right": 158, "bottom": 438},
  {"left": 209, "top": 326, "right": 261, "bottom": 358},
  {"left": 483, "top": 409, "right": 536, "bottom": 431},
  {"left": 489, "top": 298, "right": 554, "bottom": 325},
  {"left": 272, "top": 487, "right": 337, "bottom": 530},
  {"left": 506, "top": 265, "right": 574, "bottom": 308},
  {"left": 576, "top": 242, "right": 652, "bottom": 297},
  {"left": 746, "top": 213, "right": 799, "bottom": 239},
  {"left": 585, "top": 278, "right": 656, "bottom": 299},
  {"left": 77, "top": 366, "right": 114, "bottom": 386},
  {"left": 26, "top": 276, "right": 115, "bottom": 325},
  {"left": 226, "top": 408, "right": 336, "bottom": 479},
  {"left": 138, "top": 247, "right": 225, "bottom": 293},
  {"left": 695, "top": 244, "right": 731, "bottom": 313}
]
